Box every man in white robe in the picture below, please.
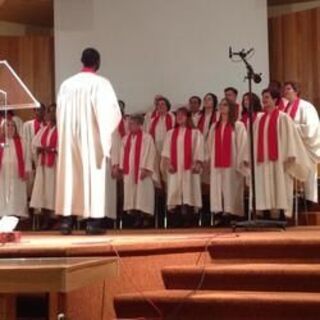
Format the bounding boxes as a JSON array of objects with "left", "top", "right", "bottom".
[
  {"left": 253, "top": 88, "right": 314, "bottom": 218},
  {"left": 55, "top": 48, "right": 121, "bottom": 235},
  {"left": 283, "top": 81, "right": 320, "bottom": 203}
]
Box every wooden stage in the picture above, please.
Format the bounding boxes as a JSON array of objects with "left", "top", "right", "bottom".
[{"left": 1, "top": 227, "right": 320, "bottom": 319}]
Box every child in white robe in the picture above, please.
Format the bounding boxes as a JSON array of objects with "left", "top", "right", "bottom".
[{"left": 162, "top": 107, "right": 204, "bottom": 227}]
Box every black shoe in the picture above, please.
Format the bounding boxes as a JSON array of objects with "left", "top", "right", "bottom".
[
  {"left": 85, "top": 219, "right": 106, "bottom": 235},
  {"left": 85, "top": 225, "right": 106, "bottom": 235},
  {"left": 60, "top": 216, "right": 74, "bottom": 235}
]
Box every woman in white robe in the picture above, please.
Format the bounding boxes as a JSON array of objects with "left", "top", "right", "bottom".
[
  {"left": 0, "top": 120, "right": 30, "bottom": 218},
  {"left": 162, "top": 107, "right": 204, "bottom": 218},
  {"left": 120, "top": 115, "right": 159, "bottom": 224},
  {"left": 206, "top": 99, "right": 249, "bottom": 221},
  {"left": 30, "top": 105, "right": 57, "bottom": 227},
  {"left": 253, "top": 88, "right": 314, "bottom": 218},
  {"left": 283, "top": 81, "right": 320, "bottom": 203}
]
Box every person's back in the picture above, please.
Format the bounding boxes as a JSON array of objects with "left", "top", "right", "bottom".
[{"left": 55, "top": 48, "right": 121, "bottom": 235}]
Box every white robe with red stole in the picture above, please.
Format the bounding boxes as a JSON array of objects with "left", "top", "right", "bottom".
[
  {"left": 253, "top": 110, "right": 314, "bottom": 216},
  {"left": 285, "top": 99, "right": 320, "bottom": 202},
  {"left": 162, "top": 127, "right": 204, "bottom": 209},
  {"left": 120, "top": 131, "right": 159, "bottom": 215},
  {"left": 30, "top": 125, "right": 57, "bottom": 211},
  {"left": 206, "top": 121, "right": 249, "bottom": 216}
]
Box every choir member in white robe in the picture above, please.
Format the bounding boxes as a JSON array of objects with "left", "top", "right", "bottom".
[
  {"left": 55, "top": 48, "right": 121, "bottom": 235},
  {"left": 240, "top": 92, "right": 262, "bottom": 129},
  {"left": 0, "top": 111, "right": 24, "bottom": 137},
  {"left": 23, "top": 103, "right": 46, "bottom": 197},
  {"left": 162, "top": 107, "right": 204, "bottom": 226},
  {"left": 283, "top": 81, "right": 320, "bottom": 203},
  {"left": 253, "top": 88, "right": 314, "bottom": 218},
  {"left": 0, "top": 120, "right": 31, "bottom": 218},
  {"left": 30, "top": 105, "right": 57, "bottom": 229},
  {"left": 206, "top": 99, "right": 249, "bottom": 222},
  {"left": 189, "top": 96, "right": 202, "bottom": 127},
  {"left": 143, "top": 94, "right": 163, "bottom": 131},
  {"left": 224, "top": 87, "right": 242, "bottom": 120},
  {"left": 108, "top": 110, "right": 129, "bottom": 223},
  {"left": 120, "top": 115, "right": 159, "bottom": 226},
  {"left": 146, "top": 97, "right": 175, "bottom": 155}
]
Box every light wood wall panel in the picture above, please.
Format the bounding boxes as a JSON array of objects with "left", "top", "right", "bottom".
[
  {"left": 269, "top": 7, "right": 320, "bottom": 109},
  {"left": 0, "top": 35, "right": 54, "bottom": 120}
]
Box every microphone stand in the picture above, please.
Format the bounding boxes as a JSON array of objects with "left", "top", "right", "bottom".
[{"left": 229, "top": 47, "right": 286, "bottom": 231}]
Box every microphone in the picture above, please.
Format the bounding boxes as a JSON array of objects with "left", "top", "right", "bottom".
[
  {"left": 229, "top": 46, "right": 233, "bottom": 59},
  {"left": 253, "top": 73, "right": 262, "bottom": 84}
]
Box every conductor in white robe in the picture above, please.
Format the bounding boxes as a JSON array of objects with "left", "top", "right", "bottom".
[{"left": 55, "top": 48, "right": 121, "bottom": 235}]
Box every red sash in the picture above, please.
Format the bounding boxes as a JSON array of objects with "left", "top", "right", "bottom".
[
  {"left": 277, "top": 98, "right": 286, "bottom": 111},
  {"left": 170, "top": 127, "right": 193, "bottom": 172},
  {"left": 34, "top": 119, "right": 41, "bottom": 135},
  {"left": 0, "top": 136, "right": 25, "bottom": 179},
  {"left": 123, "top": 130, "right": 143, "bottom": 184},
  {"left": 257, "top": 109, "right": 280, "bottom": 163},
  {"left": 285, "top": 98, "right": 300, "bottom": 120},
  {"left": 149, "top": 114, "right": 173, "bottom": 139},
  {"left": 40, "top": 126, "right": 58, "bottom": 167},
  {"left": 198, "top": 111, "right": 217, "bottom": 133},
  {"left": 214, "top": 123, "right": 233, "bottom": 168},
  {"left": 118, "top": 118, "right": 127, "bottom": 138}
]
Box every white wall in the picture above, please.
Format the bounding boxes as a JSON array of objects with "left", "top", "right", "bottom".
[{"left": 54, "top": 0, "right": 269, "bottom": 113}]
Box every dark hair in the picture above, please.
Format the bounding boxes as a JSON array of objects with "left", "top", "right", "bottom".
[
  {"left": 130, "top": 114, "right": 144, "bottom": 126},
  {"left": 224, "top": 87, "right": 238, "bottom": 96},
  {"left": 176, "top": 107, "right": 194, "bottom": 129},
  {"left": 203, "top": 93, "right": 218, "bottom": 110},
  {"left": 262, "top": 88, "right": 280, "bottom": 100},
  {"left": 284, "top": 81, "right": 300, "bottom": 95},
  {"left": 269, "top": 80, "right": 282, "bottom": 91},
  {"left": 189, "top": 96, "right": 202, "bottom": 105},
  {"left": 241, "top": 92, "right": 262, "bottom": 114},
  {"left": 81, "top": 48, "right": 100, "bottom": 68},
  {"left": 216, "top": 98, "right": 237, "bottom": 128},
  {"left": 156, "top": 97, "right": 171, "bottom": 111}
]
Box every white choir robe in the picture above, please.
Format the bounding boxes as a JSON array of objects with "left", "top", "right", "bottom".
[
  {"left": 162, "top": 128, "right": 204, "bottom": 209},
  {"left": 55, "top": 72, "right": 121, "bottom": 218},
  {"left": 145, "top": 112, "right": 176, "bottom": 155},
  {"left": 23, "top": 119, "right": 43, "bottom": 197},
  {"left": 286, "top": 99, "right": 320, "bottom": 202},
  {"left": 0, "top": 138, "right": 31, "bottom": 217},
  {"left": 120, "top": 132, "right": 159, "bottom": 215},
  {"left": 253, "top": 111, "right": 314, "bottom": 217},
  {"left": 30, "top": 126, "right": 57, "bottom": 211},
  {"left": 206, "top": 121, "right": 249, "bottom": 216}
]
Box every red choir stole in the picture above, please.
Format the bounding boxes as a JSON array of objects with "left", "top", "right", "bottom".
[
  {"left": 277, "top": 98, "right": 286, "bottom": 111},
  {"left": 197, "top": 111, "right": 217, "bottom": 133},
  {"left": 214, "top": 122, "right": 233, "bottom": 168},
  {"left": 284, "top": 99, "right": 300, "bottom": 120},
  {"left": 123, "top": 130, "right": 143, "bottom": 184},
  {"left": 257, "top": 108, "right": 280, "bottom": 163},
  {"left": 241, "top": 112, "right": 258, "bottom": 128},
  {"left": 170, "top": 127, "right": 193, "bottom": 172},
  {"left": 34, "top": 118, "right": 42, "bottom": 135},
  {"left": 0, "top": 136, "right": 25, "bottom": 179},
  {"left": 118, "top": 118, "right": 127, "bottom": 138},
  {"left": 40, "top": 126, "right": 58, "bottom": 167},
  {"left": 149, "top": 113, "right": 173, "bottom": 139}
]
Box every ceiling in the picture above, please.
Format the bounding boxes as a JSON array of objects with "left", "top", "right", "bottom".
[{"left": 0, "top": 0, "right": 316, "bottom": 28}]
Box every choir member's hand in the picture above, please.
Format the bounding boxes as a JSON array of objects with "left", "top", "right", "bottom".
[
  {"left": 140, "top": 168, "right": 151, "bottom": 180},
  {"left": 284, "top": 156, "right": 295, "bottom": 168},
  {"left": 168, "top": 164, "right": 177, "bottom": 174},
  {"left": 111, "top": 165, "right": 119, "bottom": 179},
  {"left": 192, "top": 161, "right": 202, "bottom": 174}
]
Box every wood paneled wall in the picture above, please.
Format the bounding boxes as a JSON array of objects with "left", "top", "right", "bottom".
[
  {"left": 0, "top": 35, "right": 54, "bottom": 120},
  {"left": 269, "top": 7, "right": 320, "bottom": 109}
]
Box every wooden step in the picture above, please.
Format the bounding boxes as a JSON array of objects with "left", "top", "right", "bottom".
[
  {"left": 114, "top": 290, "right": 320, "bottom": 320},
  {"left": 162, "top": 263, "right": 320, "bottom": 292}
]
